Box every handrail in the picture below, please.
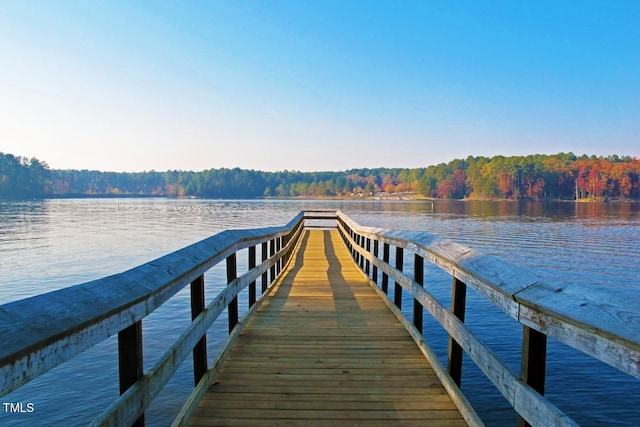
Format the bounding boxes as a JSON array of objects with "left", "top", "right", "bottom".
[
  {"left": 335, "top": 210, "right": 639, "bottom": 427},
  {"left": 0, "top": 210, "right": 326, "bottom": 426}
]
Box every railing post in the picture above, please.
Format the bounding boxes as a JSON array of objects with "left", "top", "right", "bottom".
[
  {"left": 227, "top": 253, "right": 238, "bottom": 333},
  {"left": 349, "top": 230, "right": 354, "bottom": 257},
  {"left": 413, "top": 254, "right": 424, "bottom": 333},
  {"left": 282, "top": 233, "right": 289, "bottom": 266},
  {"left": 269, "top": 239, "right": 276, "bottom": 283},
  {"left": 372, "top": 240, "right": 379, "bottom": 284},
  {"left": 394, "top": 247, "right": 404, "bottom": 309},
  {"left": 190, "top": 275, "right": 207, "bottom": 386},
  {"left": 518, "top": 326, "right": 548, "bottom": 427},
  {"left": 261, "top": 241, "right": 268, "bottom": 293},
  {"left": 248, "top": 246, "right": 257, "bottom": 307},
  {"left": 276, "top": 237, "right": 282, "bottom": 275},
  {"left": 382, "top": 243, "right": 390, "bottom": 294},
  {"left": 365, "top": 238, "right": 371, "bottom": 275},
  {"left": 118, "top": 321, "right": 144, "bottom": 427},
  {"left": 448, "top": 277, "right": 467, "bottom": 386},
  {"left": 352, "top": 232, "right": 356, "bottom": 258}
]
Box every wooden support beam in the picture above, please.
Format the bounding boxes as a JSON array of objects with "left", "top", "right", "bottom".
[
  {"left": 365, "top": 238, "right": 371, "bottom": 275},
  {"left": 518, "top": 326, "right": 548, "bottom": 427},
  {"left": 394, "top": 246, "right": 404, "bottom": 309},
  {"left": 269, "top": 239, "right": 276, "bottom": 284},
  {"left": 282, "top": 234, "right": 289, "bottom": 265},
  {"left": 413, "top": 254, "right": 424, "bottom": 333},
  {"left": 226, "top": 254, "right": 238, "bottom": 333},
  {"left": 382, "top": 243, "right": 390, "bottom": 294},
  {"left": 118, "top": 321, "right": 144, "bottom": 427},
  {"left": 448, "top": 277, "right": 467, "bottom": 386},
  {"left": 372, "top": 239, "right": 379, "bottom": 283},
  {"left": 190, "top": 275, "right": 207, "bottom": 386},
  {"left": 352, "top": 231, "right": 357, "bottom": 259},
  {"left": 261, "top": 241, "right": 268, "bottom": 293},
  {"left": 248, "top": 246, "right": 256, "bottom": 308},
  {"left": 276, "top": 238, "right": 282, "bottom": 275}
]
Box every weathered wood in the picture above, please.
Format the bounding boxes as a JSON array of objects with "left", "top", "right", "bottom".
[
  {"left": 118, "top": 321, "right": 144, "bottom": 427},
  {"left": 269, "top": 239, "right": 276, "bottom": 283},
  {"left": 413, "top": 254, "right": 424, "bottom": 333},
  {"left": 518, "top": 326, "right": 548, "bottom": 427},
  {"left": 190, "top": 275, "right": 207, "bottom": 386},
  {"left": 363, "top": 262, "right": 484, "bottom": 427},
  {"left": 365, "top": 237, "right": 371, "bottom": 275},
  {"left": 261, "top": 241, "right": 268, "bottom": 293},
  {"left": 516, "top": 282, "right": 640, "bottom": 379},
  {"left": 226, "top": 254, "right": 238, "bottom": 333},
  {"left": 0, "top": 212, "right": 305, "bottom": 396},
  {"left": 276, "top": 237, "right": 282, "bottom": 275},
  {"left": 382, "top": 242, "right": 390, "bottom": 294},
  {"left": 448, "top": 277, "right": 467, "bottom": 386},
  {"left": 171, "top": 266, "right": 280, "bottom": 427},
  {"left": 4, "top": 209, "right": 639, "bottom": 427},
  {"left": 336, "top": 211, "right": 640, "bottom": 381},
  {"left": 92, "top": 228, "right": 299, "bottom": 427},
  {"left": 339, "top": 222, "right": 578, "bottom": 427},
  {"left": 182, "top": 230, "right": 471, "bottom": 427},
  {"left": 248, "top": 246, "right": 257, "bottom": 307},
  {"left": 394, "top": 246, "right": 404, "bottom": 309},
  {"left": 372, "top": 239, "right": 379, "bottom": 284}
]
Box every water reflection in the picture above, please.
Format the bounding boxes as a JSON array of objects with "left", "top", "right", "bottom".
[
  {"left": 0, "top": 200, "right": 50, "bottom": 236},
  {"left": 360, "top": 199, "right": 640, "bottom": 222}
]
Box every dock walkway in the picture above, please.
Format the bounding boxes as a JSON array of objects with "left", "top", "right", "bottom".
[{"left": 187, "top": 229, "right": 467, "bottom": 426}]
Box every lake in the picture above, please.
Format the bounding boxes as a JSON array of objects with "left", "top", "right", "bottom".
[{"left": 1, "top": 198, "right": 639, "bottom": 426}]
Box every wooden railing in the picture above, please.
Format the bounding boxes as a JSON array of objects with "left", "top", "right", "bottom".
[
  {"left": 335, "top": 210, "right": 640, "bottom": 427},
  {"left": 0, "top": 211, "right": 338, "bottom": 426}
]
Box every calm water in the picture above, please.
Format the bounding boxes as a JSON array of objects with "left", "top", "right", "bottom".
[{"left": 1, "top": 199, "right": 638, "bottom": 426}]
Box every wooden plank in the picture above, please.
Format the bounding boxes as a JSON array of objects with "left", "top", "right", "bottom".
[
  {"left": 199, "top": 392, "right": 452, "bottom": 402},
  {"left": 197, "top": 398, "right": 458, "bottom": 410},
  {"left": 188, "top": 418, "right": 466, "bottom": 427},
  {"left": 191, "top": 408, "right": 464, "bottom": 420},
  {"left": 516, "top": 281, "right": 640, "bottom": 379},
  {"left": 184, "top": 230, "right": 470, "bottom": 427}
]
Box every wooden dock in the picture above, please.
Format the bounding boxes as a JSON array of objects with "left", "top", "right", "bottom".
[
  {"left": 4, "top": 210, "right": 637, "bottom": 426},
  {"left": 186, "top": 229, "right": 467, "bottom": 426}
]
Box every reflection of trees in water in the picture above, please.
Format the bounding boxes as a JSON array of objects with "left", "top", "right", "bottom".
[{"left": 0, "top": 200, "right": 49, "bottom": 238}]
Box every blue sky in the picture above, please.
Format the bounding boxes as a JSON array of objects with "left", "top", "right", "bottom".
[{"left": 1, "top": 1, "right": 638, "bottom": 172}]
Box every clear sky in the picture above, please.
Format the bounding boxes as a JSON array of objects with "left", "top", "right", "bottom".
[{"left": 1, "top": 1, "right": 638, "bottom": 172}]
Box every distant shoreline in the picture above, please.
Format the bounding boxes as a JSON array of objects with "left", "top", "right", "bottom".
[{"left": 3, "top": 193, "right": 639, "bottom": 203}]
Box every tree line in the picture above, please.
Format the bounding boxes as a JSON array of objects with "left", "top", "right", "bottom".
[
  {"left": 0, "top": 153, "right": 50, "bottom": 198},
  {"left": 1, "top": 151, "right": 639, "bottom": 200},
  {"left": 417, "top": 153, "right": 640, "bottom": 200},
  {"left": 49, "top": 167, "right": 423, "bottom": 199}
]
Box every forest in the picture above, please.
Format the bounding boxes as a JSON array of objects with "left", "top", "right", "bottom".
[
  {"left": 1, "top": 151, "right": 639, "bottom": 200},
  {"left": 0, "top": 153, "right": 50, "bottom": 198}
]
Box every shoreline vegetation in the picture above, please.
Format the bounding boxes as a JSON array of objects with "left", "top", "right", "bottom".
[{"left": 2, "top": 151, "right": 639, "bottom": 201}]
